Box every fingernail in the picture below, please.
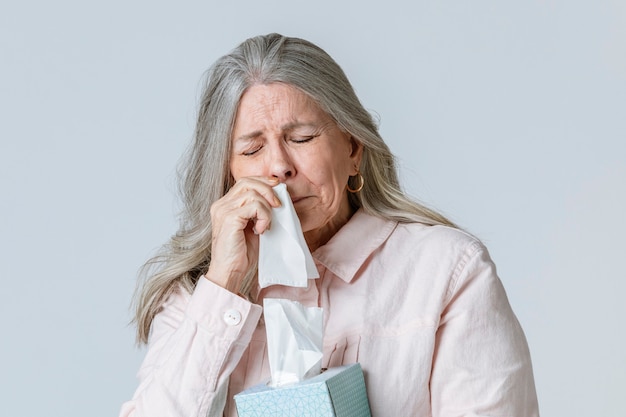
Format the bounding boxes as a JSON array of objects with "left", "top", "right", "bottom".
[
  {"left": 269, "top": 176, "right": 279, "bottom": 183},
  {"left": 274, "top": 196, "right": 282, "bottom": 206}
]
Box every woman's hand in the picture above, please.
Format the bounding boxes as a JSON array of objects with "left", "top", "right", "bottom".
[{"left": 205, "top": 176, "right": 282, "bottom": 293}]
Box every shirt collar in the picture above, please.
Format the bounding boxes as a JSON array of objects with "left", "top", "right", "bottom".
[{"left": 312, "top": 209, "right": 397, "bottom": 283}]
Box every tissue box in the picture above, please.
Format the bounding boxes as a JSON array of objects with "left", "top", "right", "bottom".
[{"left": 234, "top": 363, "right": 371, "bottom": 417}]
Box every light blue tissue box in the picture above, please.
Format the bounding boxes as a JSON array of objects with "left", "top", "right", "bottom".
[{"left": 234, "top": 363, "right": 371, "bottom": 417}]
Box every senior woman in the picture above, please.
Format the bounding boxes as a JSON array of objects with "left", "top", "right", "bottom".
[{"left": 120, "top": 33, "right": 539, "bottom": 416}]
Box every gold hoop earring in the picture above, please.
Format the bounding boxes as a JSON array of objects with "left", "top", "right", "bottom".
[{"left": 347, "top": 171, "right": 364, "bottom": 193}]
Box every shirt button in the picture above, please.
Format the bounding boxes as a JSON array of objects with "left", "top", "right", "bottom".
[{"left": 223, "top": 309, "right": 242, "bottom": 326}]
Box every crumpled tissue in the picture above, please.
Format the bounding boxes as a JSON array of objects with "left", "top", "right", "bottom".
[
  {"left": 263, "top": 298, "right": 323, "bottom": 387},
  {"left": 258, "top": 183, "right": 319, "bottom": 288}
]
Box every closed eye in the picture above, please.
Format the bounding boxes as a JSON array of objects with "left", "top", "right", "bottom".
[
  {"left": 291, "top": 135, "right": 318, "bottom": 144},
  {"left": 242, "top": 145, "right": 262, "bottom": 156}
]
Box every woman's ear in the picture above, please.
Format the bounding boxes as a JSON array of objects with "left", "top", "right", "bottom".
[{"left": 349, "top": 136, "right": 364, "bottom": 173}]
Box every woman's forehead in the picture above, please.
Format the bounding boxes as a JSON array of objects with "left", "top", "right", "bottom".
[{"left": 232, "top": 83, "right": 332, "bottom": 138}]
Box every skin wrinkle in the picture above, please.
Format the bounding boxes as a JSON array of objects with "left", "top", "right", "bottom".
[
  {"left": 232, "top": 121, "right": 329, "bottom": 147},
  {"left": 230, "top": 83, "right": 363, "bottom": 252}
]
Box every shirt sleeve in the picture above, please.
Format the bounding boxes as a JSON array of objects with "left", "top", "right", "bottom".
[
  {"left": 119, "top": 278, "right": 263, "bottom": 417},
  {"left": 430, "top": 241, "right": 540, "bottom": 417}
]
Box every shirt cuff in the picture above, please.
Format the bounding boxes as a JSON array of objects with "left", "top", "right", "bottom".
[{"left": 186, "top": 277, "right": 263, "bottom": 342}]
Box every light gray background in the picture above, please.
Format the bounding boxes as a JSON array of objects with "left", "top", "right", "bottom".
[{"left": 1, "top": 1, "right": 624, "bottom": 416}]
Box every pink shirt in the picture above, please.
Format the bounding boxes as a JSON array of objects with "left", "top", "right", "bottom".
[{"left": 120, "top": 210, "right": 539, "bottom": 416}]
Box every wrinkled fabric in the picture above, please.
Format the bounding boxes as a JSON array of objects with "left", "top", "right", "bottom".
[{"left": 120, "top": 210, "right": 539, "bottom": 417}]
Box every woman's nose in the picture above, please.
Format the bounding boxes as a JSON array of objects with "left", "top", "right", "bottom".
[{"left": 268, "top": 143, "right": 295, "bottom": 181}]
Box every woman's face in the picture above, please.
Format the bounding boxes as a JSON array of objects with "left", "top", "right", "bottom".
[{"left": 230, "top": 83, "right": 362, "bottom": 244}]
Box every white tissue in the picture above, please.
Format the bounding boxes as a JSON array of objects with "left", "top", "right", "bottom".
[
  {"left": 263, "top": 298, "right": 323, "bottom": 387},
  {"left": 258, "top": 183, "right": 319, "bottom": 288}
]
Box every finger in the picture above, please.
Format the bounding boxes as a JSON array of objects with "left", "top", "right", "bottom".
[
  {"left": 252, "top": 208, "right": 272, "bottom": 235},
  {"left": 243, "top": 198, "right": 273, "bottom": 235},
  {"left": 229, "top": 176, "right": 282, "bottom": 207},
  {"left": 218, "top": 193, "right": 274, "bottom": 234}
]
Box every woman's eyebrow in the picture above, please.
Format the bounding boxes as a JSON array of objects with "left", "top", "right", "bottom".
[
  {"left": 281, "top": 121, "right": 319, "bottom": 132},
  {"left": 234, "top": 130, "right": 263, "bottom": 143},
  {"left": 234, "top": 122, "right": 321, "bottom": 143}
]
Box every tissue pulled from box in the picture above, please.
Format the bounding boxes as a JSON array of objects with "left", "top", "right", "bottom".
[
  {"left": 264, "top": 298, "right": 323, "bottom": 387},
  {"left": 258, "top": 183, "right": 319, "bottom": 289}
]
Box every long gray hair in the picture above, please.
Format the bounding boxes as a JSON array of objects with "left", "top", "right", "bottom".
[{"left": 133, "top": 33, "right": 455, "bottom": 343}]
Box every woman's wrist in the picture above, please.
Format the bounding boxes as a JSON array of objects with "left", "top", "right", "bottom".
[{"left": 203, "top": 268, "right": 243, "bottom": 294}]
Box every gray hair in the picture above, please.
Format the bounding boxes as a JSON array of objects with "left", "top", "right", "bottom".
[{"left": 133, "top": 33, "right": 455, "bottom": 343}]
